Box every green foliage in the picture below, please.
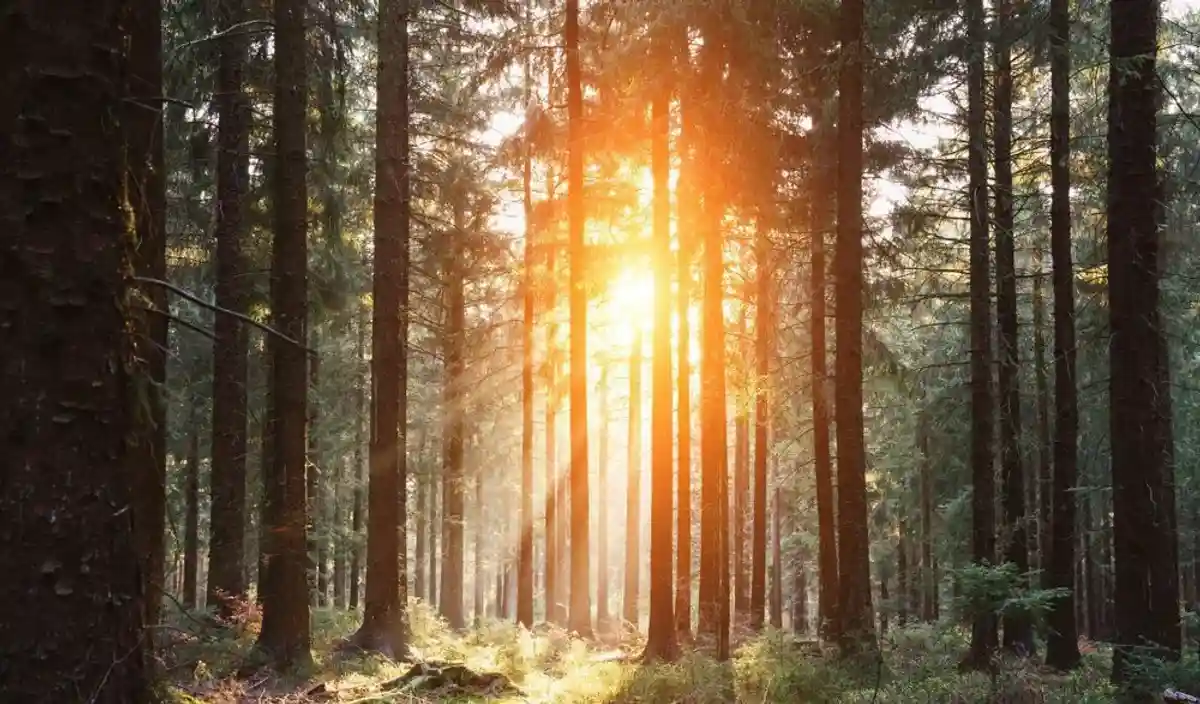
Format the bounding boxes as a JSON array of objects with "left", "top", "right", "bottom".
[{"left": 950, "top": 562, "right": 1067, "bottom": 630}]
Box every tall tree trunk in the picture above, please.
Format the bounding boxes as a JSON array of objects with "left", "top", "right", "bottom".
[
  {"left": 644, "top": 54, "right": 679, "bottom": 659},
  {"left": 918, "top": 413, "right": 937, "bottom": 622},
  {"left": 185, "top": 421, "right": 202, "bottom": 609},
  {"left": 348, "top": 0, "right": 410, "bottom": 657},
  {"left": 309, "top": 351, "right": 325, "bottom": 607},
  {"left": 127, "top": 0, "right": 168, "bottom": 633},
  {"left": 993, "top": 0, "right": 1032, "bottom": 655},
  {"left": 811, "top": 120, "right": 839, "bottom": 641},
  {"left": 1032, "top": 249, "right": 1052, "bottom": 579},
  {"left": 597, "top": 367, "right": 612, "bottom": 630},
  {"left": 834, "top": 0, "right": 873, "bottom": 655},
  {"left": 428, "top": 466, "right": 439, "bottom": 609},
  {"left": 349, "top": 316, "right": 366, "bottom": 611},
  {"left": 256, "top": 0, "right": 312, "bottom": 670},
  {"left": 751, "top": 219, "right": 772, "bottom": 631},
  {"left": 545, "top": 257, "right": 561, "bottom": 624},
  {"left": 1044, "top": 0, "right": 1080, "bottom": 668},
  {"left": 415, "top": 448, "right": 428, "bottom": 602},
  {"left": 565, "top": 0, "right": 593, "bottom": 639},
  {"left": 675, "top": 51, "right": 696, "bottom": 639},
  {"left": 963, "top": 0, "right": 996, "bottom": 668},
  {"left": 440, "top": 199, "right": 467, "bottom": 631},
  {"left": 333, "top": 455, "right": 347, "bottom": 609},
  {"left": 794, "top": 560, "right": 809, "bottom": 636},
  {"left": 517, "top": 0, "right": 536, "bottom": 627},
  {"left": 770, "top": 486, "right": 784, "bottom": 629},
  {"left": 208, "top": 0, "right": 250, "bottom": 620},
  {"left": 624, "top": 329, "right": 643, "bottom": 626},
  {"left": 733, "top": 329, "right": 750, "bottom": 624},
  {"left": 1107, "top": 0, "right": 1179, "bottom": 681},
  {"left": 697, "top": 20, "right": 730, "bottom": 658},
  {"left": 898, "top": 517, "right": 909, "bottom": 626},
  {"left": 1, "top": 3, "right": 151, "bottom": 693},
  {"left": 473, "top": 446, "right": 484, "bottom": 625}
]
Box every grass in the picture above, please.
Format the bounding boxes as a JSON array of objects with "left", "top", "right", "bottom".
[{"left": 161, "top": 602, "right": 1126, "bottom": 703}]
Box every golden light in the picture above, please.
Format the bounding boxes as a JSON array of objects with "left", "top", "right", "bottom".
[{"left": 601, "top": 266, "right": 655, "bottom": 352}]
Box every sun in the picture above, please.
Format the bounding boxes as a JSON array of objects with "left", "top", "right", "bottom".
[{"left": 596, "top": 266, "right": 655, "bottom": 353}]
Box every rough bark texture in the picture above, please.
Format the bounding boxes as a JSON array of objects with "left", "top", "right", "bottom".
[
  {"left": 1032, "top": 250, "right": 1052, "bottom": 580},
  {"left": 624, "top": 330, "right": 643, "bottom": 626},
  {"left": 644, "top": 61, "right": 679, "bottom": 659},
  {"left": 256, "top": 0, "right": 312, "bottom": 669},
  {"left": 349, "top": 0, "right": 410, "bottom": 658},
  {"left": 993, "top": 0, "right": 1033, "bottom": 655},
  {"left": 208, "top": 0, "right": 250, "bottom": 620},
  {"left": 518, "top": 13, "right": 536, "bottom": 625},
  {"left": 565, "top": 0, "right": 593, "bottom": 639},
  {"left": 440, "top": 198, "right": 467, "bottom": 631},
  {"left": 963, "top": 0, "right": 997, "bottom": 668},
  {"left": 1043, "top": 0, "right": 1080, "bottom": 669},
  {"left": 127, "top": 0, "right": 169, "bottom": 632},
  {"left": 1107, "top": 0, "right": 1180, "bottom": 680},
  {"left": 834, "top": 0, "right": 874, "bottom": 655},
  {"left": 0, "top": 2, "right": 150, "bottom": 696},
  {"left": 811, "top": 121, "right": 839, "bottom": 641}
]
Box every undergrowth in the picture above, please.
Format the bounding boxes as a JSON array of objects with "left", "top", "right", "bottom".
[{"left": 161, "top": 600, "right": 1146, "bottom": 702}]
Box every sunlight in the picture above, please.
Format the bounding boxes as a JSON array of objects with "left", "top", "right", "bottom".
[{"left": 601, "top": 266, "right": 656, "bottom": 351}]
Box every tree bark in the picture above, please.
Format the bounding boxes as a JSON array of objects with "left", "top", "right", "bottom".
[
  {"left": 1043, "top": 0, "right": 1080, "bottom": 669},
  {"left": 349, "top": 315, "right": 366, "bottom": 611},
  {"left": 440, "top": 195, "right": 467, "bottom": 631},
  {"left": 675, "top": 44, "right": 696, "bottom": 638},
  {"left": 256, "top": 0, "right": 312, "bottom": 669},
  {"left": 597, "top": 366, "right": 612, "bottom": 629},
  {"left": 0, "top": 5, "right": 151, "bottom": 695},
  {"left": 185, "top": 420, "right": 202, "bottom": 609},
  {"left": 733, "top": 330, "right": 750, "bottom": 624},
  {"left": 565, "top": 0, "right": 593, "bottom": 639},
  {"left": 834, "top": 0, "right": 874, "bottom": 655},
  {"left": 963, "top": 0, "right": 997, "bottom": 668},
  {"left": 1107, "top": 0, "right": 1179, "bottom": 681},
  {"left": 751, "top": 219, "right": 772, "bottom": 631},
  {"left": 1032, "top": 249, "right": 1051, "bottom": 580}
]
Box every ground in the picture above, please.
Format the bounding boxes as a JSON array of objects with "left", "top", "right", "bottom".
[{"left": 160, "top": 601, "right": 1132, "bottom": 703}]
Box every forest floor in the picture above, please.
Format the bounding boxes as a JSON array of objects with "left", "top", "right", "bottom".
[{"left": 161, "top": 602, "right": 1131, "bottom": 703}]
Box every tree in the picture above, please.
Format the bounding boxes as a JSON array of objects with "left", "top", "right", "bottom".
[
  {"left": 440, "top": 180, "right": 468, "bottom": 631},
  {"left": 565, "top": 0, "right": 593, "bottom": 638},
  {"left": 1107, "top": 0, "right": 1180, "bottom": 681},
  {"left": 348, "top": 0, "right": 411, "bottom": 657},
  {"left": 517, "top": 0, "right": 536, "bottom": 626},
  {"left": 834, "top": 0, "right": 874, "bottom": 654},
  {"left": 1043, "top": 0, "right": 1080, "bottom": 670},
  {"left": 992, "top": 0, "right": 1032, "bottom": 655},
  {"left": 0, "top": 2, "right": 150, "bottom": 697},
  {"left": 208, "top": 0, "right": 250, "bottom": 619},
  {"left": 963, "top": 0, "right": 997, "bottom": 667},
  {"left": 675, "top": 34, "right": 696, "bottom": 639},
  {"left": 597, "top": 365, "right": 612, "bottom": 629},
  {"left": 127, "top": 0, "right": 168, "bottom": 632},
  {"left": 184, "top": 419, "right": 202, "bottom": 609},
  {"left": 255, "top": 0, "right": 312, "bottom": 668},
  {"left": 750, "top": 218, "right": 771, "bottom": 631},
  {"left": 810, "top": 118, "right": 839, "bottom": 640},
  {"left": 624, "top": 328, "right": 643, "bottom": 626},
  {"left": 643, "top": 40, "right": 679, "bottom": 659}
]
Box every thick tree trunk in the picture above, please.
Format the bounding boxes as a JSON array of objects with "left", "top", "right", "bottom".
[
  {"left": 750, "top": 222, "right": 772, "bottom": 632},
  {"left": 208, "top": 0, "right": 250, "bottom": 620},
  {"left": 834, "top": 0, "right": 874, "bottom": 655},
  {"left": 127, "top": 0, "right": 169, "bottom": 633},
  {"left": 1107, "top": 0, "right": 1179, "bottom": 681},
  {"left": 565, "top": 0, "right": 593, "bottom": 639},
  {"left": 1032, "top": 250, "right": 1052, "bottom": 579},
  {"left": 1043, "top": 0, "right": 1079, "bottom": 669},
  {"left": 624, "top": 330, "right": 643, "bottom": 626},
  {"left": 811, "top": 120, "right": 839, "bottom": 641},
  {"left": 440, "top": 200, "right": 467, "bottom": 631},
  {"left": 518, "top": 12, "right": 536, "bottom": 625},
  {"left": 644, "top": 56, "right": 679, "bottom": 658},
  {"left": 1, "top": 4, "right": 151, "bottom": 694},
  {"left": 256, "top": 0, "right": 312, "bottom": 669},
  {"left": 347, "top": 0, "right": 410, "bottom": 657},
  {"left": 993, "top": 0, "right": 1032, "bottom": 655},
  {"left": 963, "top": 0, "right": 996, "bottom": 668},
  {"left": 675, "top": 52, "right": 696, "bottom": 639}
]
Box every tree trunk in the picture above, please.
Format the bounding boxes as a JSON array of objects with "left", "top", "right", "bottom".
[
  {"left": 1032, "top": 249, "right": 1052, "bottom": 580},
  {"left": 428, "top": 467, "right": 439, "bottom": 609},
  {"left": 347, "top": 0, "right": 410, "bottom": 657},
  {"left": 751, "top": 218, "right": 772, "bottom": 632},
  {"left": 185, "top": 421, "right": 202, "bottom": 609},
  {"left": 624, "top": 330, "right": 643, "bottom": 626},
  {"left": 349, "top": 317, "right": 366, "bottom": 611},
  {"left": 834, "top": 0, "right": 874, "bottom": 655},
  {"left": 1043, "top": 0, "right": 1080, "bottom": 668},
  {"left": 440, "top": 197, "right": 467, "bottom": 631},
  {"left": 333, "top": 455, "right": 347, "bottom": 609},
  {"left": 127, "top": 0, "right": 169, "bottom": 633},
  {"left": 309, "top": 351, "right": 323, "bottom": 607},
  {"left": 794, "top": 562, "right": 808, "bottom": 636},
  {"left": 770, "top": 486, "right": 784, "bottom": 629},
  {"left": 963, "top": 0, "right": 996, "bottom": 668},
  {"left": 919, "top": 414, "right": 936, "bottom": 622},
  {"left": 415, "top": 449, "right": 428, "bottom": 602},
  {"left": 675, "top": 43, "right": 696, "bottom": 638},
  {"left": 565, "top": 0, "right": 593, "bottom": 639},
  {"left": 993, "top": 0, "right": 1032, "bottom": 655},
  {"left": 898, "top": 518, "right": 909, "bottom": 627},
  {"left": 879, "top": 568, "right": 890, "bottom": 637},
  {"left": 644, "top": 53, "right": 679, "bottom": 659},
  {"left": 1, "top": 5, "right": 151, "bottom": 694},
  {"left": 811, "top": 120, "right": 839, "bottom": 641},
  {"left": 1107, "top": 0, "right": 1179, "bottom": 680},
  {"left": 256, "top": 0, "right": 312, "bottom": 669},
  {"left": 208, "top": 0, "right": 250, "bottom": 620},
  {"left": 473, "top": 447, "right": 484, "bottom": 626},
  {"left": 733, "top": 331, "right": 750, "bottom": 624},
  {"left": 545, "top": 255, "right": 561, "bottom": 624},
  {"left": 597, "top": 367, "right": 612, "bottom": 630}
]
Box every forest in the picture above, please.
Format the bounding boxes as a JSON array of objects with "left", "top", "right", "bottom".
[{"left": 3, "top": 0, "right": 1200, "bottom": 700}]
